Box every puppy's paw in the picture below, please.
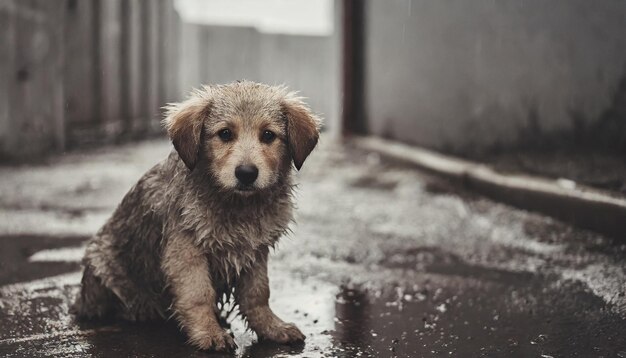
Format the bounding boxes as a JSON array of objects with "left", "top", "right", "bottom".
[
  {"left": 189, "top": 329, "right": 237, "bottom": 352},
  {"left": 259, "top": 322, "right": 305, "bottom": 345}
]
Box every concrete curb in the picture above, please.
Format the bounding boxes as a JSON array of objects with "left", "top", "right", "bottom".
[{"left": 353, "top": 136, "right": 626, "bottom": 240}]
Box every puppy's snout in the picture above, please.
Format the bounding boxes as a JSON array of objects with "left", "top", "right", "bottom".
[{"left": 235, "top": 165, "right": 259, "bottom": 185}]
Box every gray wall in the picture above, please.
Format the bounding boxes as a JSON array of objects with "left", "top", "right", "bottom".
[
  {"left": 178, "top": 20, "right": 341, "bottom": 133},
  {"left": 0, "top": 0, "right": 180, "bottom": 161},
  {"left": 0, "top": 0, "right": 66, "bottom": 159},
  {"left": 364, "top": 0, "right": 626, "bottom": 154}
]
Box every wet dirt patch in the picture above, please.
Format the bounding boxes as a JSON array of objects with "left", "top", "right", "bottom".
[
  {"left": 0, "top": 234, "right": 88, "bottom": 285},
  {"left": 348, "top": 175, "right": 399, "bottom": 191},
  {"left": 0, "top": 203, "right": 107, "bottom": 219}
]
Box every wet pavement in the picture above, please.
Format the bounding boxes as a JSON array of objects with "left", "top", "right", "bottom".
[{"left": 0, "top": 138, "right": 625, "bottom": 357}]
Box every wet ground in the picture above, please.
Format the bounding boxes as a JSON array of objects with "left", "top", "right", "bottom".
[{"left": 0, "top": 138, "right": 625, "bottom": 357}]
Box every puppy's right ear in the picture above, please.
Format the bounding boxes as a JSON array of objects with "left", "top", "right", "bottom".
[{"left": 163, "top": 87, "right": 213, "bottom": 170}]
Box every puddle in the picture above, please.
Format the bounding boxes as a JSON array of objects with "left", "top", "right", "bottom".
[
  {"left": 0, "top": 267, "right": 338, "bottom": 358},
  {"left": 0, "top": 234, "right": 88, "bottom": 285},
  {"left": 329, "top": 281, "right": 626, "bottom": 357},
  {"left": 1, "top": 234, "right": 624, "bottom": 357}
]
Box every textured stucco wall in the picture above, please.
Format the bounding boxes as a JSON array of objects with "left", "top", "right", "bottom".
[{"left": 364, "top": 0, "right": 626, "bottom": 154}]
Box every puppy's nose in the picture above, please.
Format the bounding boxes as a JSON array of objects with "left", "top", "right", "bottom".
[{"left": 235, "top": 165, "right": 258, "bottom": 185}]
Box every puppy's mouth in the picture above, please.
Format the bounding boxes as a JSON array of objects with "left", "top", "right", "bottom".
[{"left": 234, "top": 183, "right": 257, "bottom": 193}]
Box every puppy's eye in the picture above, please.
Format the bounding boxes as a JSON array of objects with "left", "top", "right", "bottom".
[
  {"left": 261, "top": 130, "right": 276, "bottom": 143},
  {"left": 217, "top": 129, "right": 233, "bottom": 142}
]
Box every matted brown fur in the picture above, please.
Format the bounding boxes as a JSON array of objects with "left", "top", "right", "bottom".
[{"left": 72, "top": 81, "right": 321, "bottom": 352}]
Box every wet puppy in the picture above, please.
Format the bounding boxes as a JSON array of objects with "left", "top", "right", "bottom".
[{"left": 72, "top": 81, "right": 320, "bottom": 351}]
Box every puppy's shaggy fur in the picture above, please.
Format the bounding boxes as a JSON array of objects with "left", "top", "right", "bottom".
[{"left": 72, "top": 81, "right": 320, "bottom": 351}]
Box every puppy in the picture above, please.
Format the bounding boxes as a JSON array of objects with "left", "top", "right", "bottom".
[{"left": 72, "top": 81, "right": 320, "bottom": 351}]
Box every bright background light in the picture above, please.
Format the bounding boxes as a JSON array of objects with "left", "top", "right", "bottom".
[{"left": 174, "top": 0, "right": 334, "bottom": 36}]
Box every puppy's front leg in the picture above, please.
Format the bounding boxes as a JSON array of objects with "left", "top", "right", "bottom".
[
  {"left": 162, "top": 235, "right": 236, "bottom": 352},
  {"left": 236, "top": 250, "right": 305, "bottom": 344}
]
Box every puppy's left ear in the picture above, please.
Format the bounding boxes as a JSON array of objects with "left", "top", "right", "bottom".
[
  {"left": 282, "top": 94, "right": 321, "bottom": 170},
  {"left": 163, "top": 87, "right": 213, "bottom": 171}
]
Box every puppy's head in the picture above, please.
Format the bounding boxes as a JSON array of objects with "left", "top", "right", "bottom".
[{"left": 163, "top": 81, "right": 321, "bottom": 194}]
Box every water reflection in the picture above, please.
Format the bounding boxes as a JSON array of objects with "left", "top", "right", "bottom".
[
  {"left": 333, "top": 288, "right": 373, "bottom": 356},
  {"left": 240, "top": 340, "right": 305, "bottom": 357},
  {"left": 328, "top": 276, "right": 626, "bottom": 358}
]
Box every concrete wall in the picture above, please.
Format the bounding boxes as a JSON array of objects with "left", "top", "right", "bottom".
[
  {"left": 0, "top": 0, "right": 66, "bottom": 159},
  {"left": 364, "top": 0, "right": 626, "bottom": 154},
  {"left": 1, "top": 0, "right": 339, "bottom": 161},
  {"left": 99, "top": 0, "right": 123, "bottom": 132},
  {"left": 0, "top": 0, "right": 180, "bottom": 160},
  {"left": 178, "top": 20, "right": 341, "bottom": 133},
  {"left": 64, "top": 0, "right": 95, "bottom": 130}
]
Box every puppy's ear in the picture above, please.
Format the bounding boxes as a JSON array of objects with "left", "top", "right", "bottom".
[
  {"left": 282, "top": 94, "right": 321, "bottom": 170},
  {"left": 163, "top": 87, "right": 213, "bottom": 170}
]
